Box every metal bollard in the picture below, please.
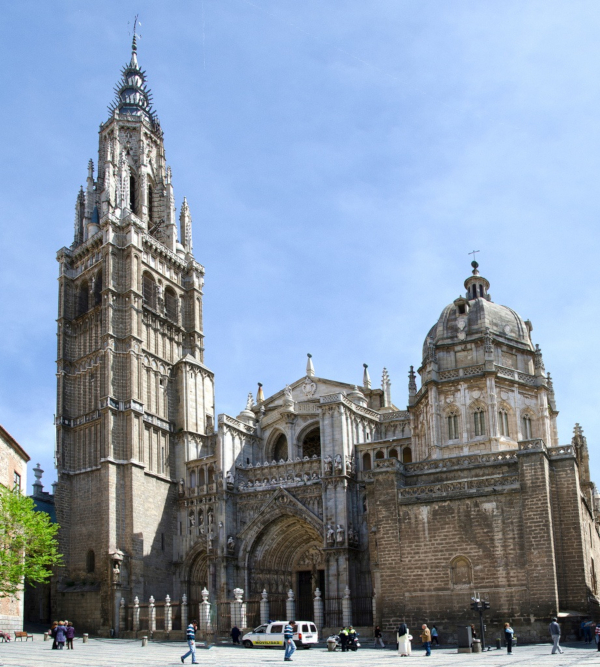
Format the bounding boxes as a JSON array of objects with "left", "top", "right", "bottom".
[
  {"left": 44, "top": 632, "right": 49, "bottom": 641},
  {"left": 142, "top": 636, "right": 148, "bottom": 647},
  {"left": 83, "top": 633, "right": 88, "bottom": 643},
  {"left": 496, "top": 638, "right": 501, "bottom": 650}
]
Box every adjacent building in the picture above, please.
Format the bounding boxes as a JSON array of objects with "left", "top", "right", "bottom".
[
  {"left": 0, "top": 424, "right": 30, "bottom": 631},
  {"left": 53, "top": 37, "right": 600, "bottom": 640}
]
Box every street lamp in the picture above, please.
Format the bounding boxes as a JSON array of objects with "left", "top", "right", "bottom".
[{"left": 470, "top": 597, "right": 490, "bottom": 650}]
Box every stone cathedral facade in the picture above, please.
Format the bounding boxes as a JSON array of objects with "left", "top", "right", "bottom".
[{"left": 54, "top": 39, "right": 600, "bottom": 640}]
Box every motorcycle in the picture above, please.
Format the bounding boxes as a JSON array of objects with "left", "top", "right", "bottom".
[{"left": 326, "top": 633, "right": 360, "bottom": 651}]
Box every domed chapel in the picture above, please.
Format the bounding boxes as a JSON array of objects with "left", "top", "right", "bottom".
[{"left": 52, "top": 37, "right": 600, "bottom": 642}]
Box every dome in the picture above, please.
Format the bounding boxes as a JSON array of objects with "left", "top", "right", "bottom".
[{"left": 422, "top": 263, "right": 533, "bottom": 361}]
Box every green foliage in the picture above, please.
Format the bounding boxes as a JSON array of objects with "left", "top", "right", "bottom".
[{"left": 0, "top": 485, "right": 62, "bottom": 599}]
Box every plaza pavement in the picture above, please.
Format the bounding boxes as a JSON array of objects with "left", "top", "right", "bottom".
[{"left": 0, "top": 634, "right": 599, "bottom": 667}]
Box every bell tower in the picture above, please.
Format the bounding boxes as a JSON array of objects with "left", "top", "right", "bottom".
[{"left": 54, "top": 33, "right": 214, "bottom": 633}]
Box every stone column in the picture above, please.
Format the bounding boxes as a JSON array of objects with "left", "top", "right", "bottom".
[
  {"left": 149, "top": 596, "right": 156, "bottom": 633},
  {"left": 230, "top": 588, "right": 247, "bottom": 630},
  {"left": 165, "top": 595, "right": 172, "bottom": 633},
  {"left": 181, "top": 594, "right": 188, "bottom": 630},
  {"left": 342, "top": 587, "right": 352, "bottom": 627},
  {"left": 313, "top": 588, "right": 323, "bottom": 632},
  {"left": 286, "top": 588, "right": 296, "bottom": 623},
  {"left": 119, "top": 597, "right": 127, "bottom": 635},
  {"left": 133, "top": 596, "right": 140, "bottom": 632},
  {"left": 199, "top": 588, "right": 212, "bottom": 633},
  {"left": 260, "top": 589, "right": 270, "bottom": 625}
]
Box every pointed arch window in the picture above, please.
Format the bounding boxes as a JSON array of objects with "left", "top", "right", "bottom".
[
  {"left": 143, "top": 272, "right": 157, "bottom": 310},
  {"left": 448, "top": 412, "right": 459, "bottom": 440},
  {"left": 362, "top": 452, "right": 372, "bottom": 471},
  {"left": 129, "top": 175, "right": 136, "bottom": 213},
  {"left": 473, "top": 408, "right": 486, "bottom": 437},
  {"left": 522, "top": 415, "right": 533, "bottom": 439},
  {"left": 94, "top": 270, "right": 102, "bottom": 306},
  {"left": 273, "top": 433, "right": 288, "bottom": 462},
  {"left": 302, "top": 427, "right": 321, "bottom": 458},
  {"left": 499, "top": 410, "right": 510, "bottom": 437},
  {"left": 78, "top": 281, "right": 89, "bottom": 316},
  {"left": 402, "top": 447, "right": 412, "bottom": 463},
  {"left": 147, "top": 184, "right": 153, "bottom": 223},
  {"left": 164, "top": 287, "right": 177, "bottom": 321}
]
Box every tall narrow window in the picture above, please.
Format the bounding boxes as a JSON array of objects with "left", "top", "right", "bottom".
[
  {"left": 448, "top": 413, "right": 459, "bottom": 440},
  {"left": 523, "top": 415, "right": 533, "bottom": 439},
  {"left": 86, "top": 549, "right": 95, "bottom": 573},
  {"left": 148, "top": 185, "right": 153, "bottom": 223},
  {"left": 13, "top": 471, "right": 21, "bottom": 492},
  {"left": 94, "top": 270, "right": 102, "bottom": 306},
  {"left": 498, "top": 410, "right": 510, "bottom": 437},
  {"left": 78, "top": 281, "right": 89, "bottom": 316},
  {"left": 129, "top": 175, "right": 136, "bottom": 213},
  {"left": 474, "top": 409, "right": 486, "bottom": 437},
  {"left": 143, "top": 273, "right": 157, "bottom": 310},
  {"left": 164, "top": 287, "right": 177, "bottom": 321},
  {"left": 402, "top": 447, "right": 412, "bottom": 463},
  {"left": 362, "top": 452, "right": 372, "bottom": 471}
]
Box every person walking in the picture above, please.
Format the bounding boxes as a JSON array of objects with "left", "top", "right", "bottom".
[
  {"left": 66, "top": 622, "right": 75, "bottom": 650},
  {"left": 584, "top": 620, "right": 593, "bottom": 643},
  {"left": 595, "top": 622, "right": 600, "bottom": 651},
  {"left": 504, "top": 623, "right": 514, "bottom": 654},
  {"left": 421, "top": 624, "right": 431, "bottom": 657},
  {"left": 181, "top": 620, "right": 199, "bottom": 664},
  {"left": 431, "top": 626, "right": 439, "bottom": 646},
  {"left": 397, "top": 622, "right": 411, "bottom": 657},
  {"left": 284, "top": 621, "right": 296, "bottom": 661},
  {"left": 374, "top": 625, "right": 384, "bottom": 648},
  {"left": 55, "top": 621, "right": 67, "bottom": 650},
  {"left": 549, "top": 617, "right": 563, "bottom": 655},
  {"left": 231, "top": 626, "right": 241, "bottom": 645},
  {"left": 49, "top": 621, "right": 58, "bottom": 649},
  {"left": 339, "top": 627, "right": 349, "bottom": 652}
]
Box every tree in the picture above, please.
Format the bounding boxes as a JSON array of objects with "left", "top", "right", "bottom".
[{"left": 0, "top": 485, "right": 61, "bottom": 598}]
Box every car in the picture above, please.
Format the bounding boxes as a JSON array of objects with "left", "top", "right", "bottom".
[{"left": 242, "top": 621, "right": 319, "bottom": 649}]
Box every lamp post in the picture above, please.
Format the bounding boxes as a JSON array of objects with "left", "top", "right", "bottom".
[{"left": 470, "top": 597, "right": 490, "bottom": 650}]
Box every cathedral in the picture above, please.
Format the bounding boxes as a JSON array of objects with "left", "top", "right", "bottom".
[{"left": 54, "top": 36, "right": 600, "bottom": 641}]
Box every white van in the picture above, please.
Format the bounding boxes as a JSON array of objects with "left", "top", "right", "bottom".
[{"left": 242, "top": 621, "right": 319, "bottom": 648}]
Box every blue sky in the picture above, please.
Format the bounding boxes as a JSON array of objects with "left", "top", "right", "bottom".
[{"left": 1, "top": 1, "right": 600, "bottom": 490}]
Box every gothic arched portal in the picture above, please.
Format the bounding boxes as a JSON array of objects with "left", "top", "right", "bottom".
[
  {"left": 247, "top": 514, "right": 324, "bottom": 621},
  {"left": 188, "top": 551, "right": 209, "bottom": 609}
]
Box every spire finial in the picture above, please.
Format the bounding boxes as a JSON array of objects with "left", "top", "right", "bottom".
[
  {"left": 363, "top": 363, "right": 371, "bottom": 389},
  {"left": 306, "top": 353, "right": 315, "bottom": 378},
  {"left": 257, "top": 382, "right": 265, "bottom": 403},
  {"left": 131, "top": 15, "right": 140, "bottom": 52}
]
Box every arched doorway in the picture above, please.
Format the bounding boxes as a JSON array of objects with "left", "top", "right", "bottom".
[
  {"left": 247, "top": 514, "right": 324, "bottom": 621},
  {"left": 188, "top": 551, "right": 209, "bottom": 610}
]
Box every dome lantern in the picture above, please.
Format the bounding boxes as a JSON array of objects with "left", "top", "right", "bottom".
[{"left": 464, "top": 260, "right": 491, "bottom": 302}]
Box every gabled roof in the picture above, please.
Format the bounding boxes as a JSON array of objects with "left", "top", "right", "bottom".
[{"left": 0, "top": 424, "right": 30, "bottom": 463}]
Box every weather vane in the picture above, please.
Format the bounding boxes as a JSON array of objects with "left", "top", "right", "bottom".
[{"left": 129, "top": 15, "right": 142, "bottom": 45}]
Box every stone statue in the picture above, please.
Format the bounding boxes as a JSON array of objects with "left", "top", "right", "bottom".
[
  {"left": 246, "top": 393, "right": 254, "bottom": 410},
  {"left": 207, "top": 509, "right": 214, "bottom": 525},
  {"left": 336, "top": 524, "right": 345, "bottom": 545},
  {"left": 179, "top": 478, "right": 185, "bottom": 495},
  {"left": 227, "top": 535, "right": 235, "bottom": 554},
  {"left": 326, "top": 524, "right": 335, "bottom": 546},
  {"left": 198, "top": 511, "right": 204, "bottom": 534},
  {"left": 346, "top": 456, "right": 354, "bottom": 475},
  {"left": 226, "top": 470, "right": 235, "bottom": 488},
  {"left": 284, "top": 384, "right": 293, "bottom": 400},
  {"left": 233, "top": 587, "right": 244, "bottom": 602},
  {"left": 334, "top": 454, "right": 343, "bottom": 475},
  {"left": 323, "top": 455, "right": 333, "bottom": 475},
  {"left": 189, "top": 511, "right": 195, "bottom": 527},
  {"left": 112, "top": 560, "right": 121, "bottom": 582}
]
